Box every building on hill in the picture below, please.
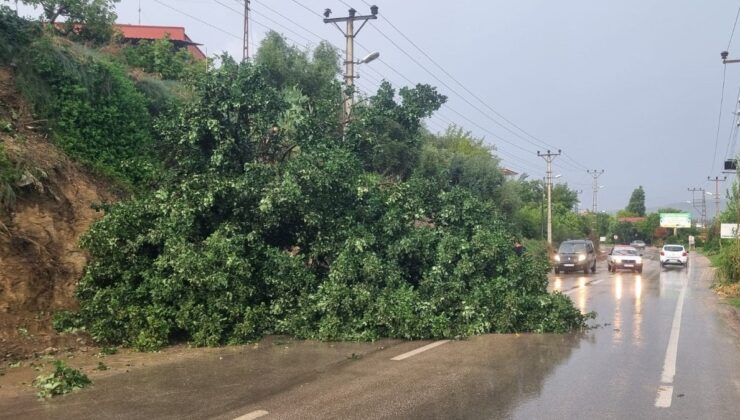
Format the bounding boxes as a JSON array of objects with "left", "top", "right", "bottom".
[
  {"left": 500, "top": 167, "right": 518, "bottom": 178},
  {"left": 114, "top": 24, "right": 206, "bottom": 60}
]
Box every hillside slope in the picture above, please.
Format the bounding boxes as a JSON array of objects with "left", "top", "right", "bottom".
[{"left": 0, "top": 67, "right": 117, "bottom": 360}]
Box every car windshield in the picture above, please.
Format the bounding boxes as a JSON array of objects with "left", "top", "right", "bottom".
[
  {"left": 613, "top": 248, "right": 639, "bottom": 256},
  {"left": 664, "top": 245, "right": 684, "bottom": 252},
  {"left": 559, "top": 243, "right": 586, "bottom": 253}
]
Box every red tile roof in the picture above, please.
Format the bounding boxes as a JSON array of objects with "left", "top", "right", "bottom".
[
  {"left": 617, "top": 217, "right": 647, "bottom": 224},
  {"left": 115, "top": 24, "right": 206, "bottom": 60}
]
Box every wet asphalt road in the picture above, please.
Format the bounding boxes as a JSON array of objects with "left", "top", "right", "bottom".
[{"left": 2, "top": 249, "right": 740, "bottom": 419}]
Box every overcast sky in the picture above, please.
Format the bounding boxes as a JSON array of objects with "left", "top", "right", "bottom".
[{"left": 12, "top": 0, "right": 740, "bottom": 211}]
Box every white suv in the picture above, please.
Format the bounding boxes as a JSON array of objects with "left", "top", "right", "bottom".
[{"left": 660, "top": 244, "right": 688, "bottom": 268}]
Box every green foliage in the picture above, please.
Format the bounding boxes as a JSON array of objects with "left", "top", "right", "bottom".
[
  {"left": 0, "top": 6, "right": 40, "bottom": 64},
  {"left": 255, "top": 31, "right": 341, "bottom": 99},
  {"left": 52, "top": 310, "right": 81, "bottom": 332},
  {"left": 347, "top": 81, "right": 446, "bottom": 178},
  {"left": 717, "top": 243, "right": 740, "bottom": 284},
  {"left": 33, "top": 360, "right": 91, "bottom": 398},
  {"left": 0, "top": 143, "right": 21, "bottom": 211},
  {"left": 613, "top": 221, "right": 639, "bottom": 244},
  {"left": 626, "top": 186, "right": 646, "bottom": 216},
  {"left": 22, "top": 0, "right": 119, "bottom": 43},
  {"left": 121, "top": 36, "right": 201, "bottom": 80},
  {"left": 416, "top": 126, "right": 507, "bottom": 207},
  {"left": 15, "top": 35, "right": 158, "bottom": 186},
  {"left": 69, "top": 56, "right": 589, "bottom": 349}
]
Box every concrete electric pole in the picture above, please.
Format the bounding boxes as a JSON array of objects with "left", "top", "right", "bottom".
[
  {"left": 587, "top": 170, "right": 605, "bottom": 213},
  {"left": 323, "top": 6, "right": 379, "bottom": 124},
  {"left": 688, "top": 187, "right": 707, "bottom": 230},
  {"left": 538, "top": 150, "right": 561, "bottom": 246},
  {"left": 708, "top": 176, "right": 727, "bottom": 220},
  {"left": 243, "top": 0, "right": 251, "bottom": 61}
]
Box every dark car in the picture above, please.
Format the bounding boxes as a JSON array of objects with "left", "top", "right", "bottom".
[{"left": 553, "top": 240, "right": 597, "bottom": 275}]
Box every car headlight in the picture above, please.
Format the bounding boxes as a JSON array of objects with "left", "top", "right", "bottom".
[
  {"left": 613, "top": 257, "right": 621, "bottom": 263},
  {"left": 635, "top": 256, "right": 642, "bottom": 264},
  {"left": 578, "top": 254, "right": 586, "bottom": 262},
  {"left": 554, "top": 255, "right": 560, "bottom": 262}
]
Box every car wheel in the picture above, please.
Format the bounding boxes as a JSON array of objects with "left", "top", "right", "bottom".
[
  {"left": 637, "top": 267, "right": 643, "bottom": 274},
  {"left": 591, "top": 263, "right": 596, "bottom": 273},
  {"left": 554, "top": 268, "right": 560, "bottom": 274},
  {"left": 583, "top": 266, "right": 589, "bottom": 275}
]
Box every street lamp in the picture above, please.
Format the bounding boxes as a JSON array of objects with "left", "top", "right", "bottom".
[{"left": 356, "top": 51, "right": 379, "bottom": 64}]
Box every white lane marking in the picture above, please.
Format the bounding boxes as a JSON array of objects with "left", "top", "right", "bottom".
[
  {"left": 391, "top": 340, "right": 450, "bottom": 361},
  {"left": 563, "top": 278, "right": 604, "bottom": 295},
  {"left": 655, "top": 276, "right": 689, "bottom": 408},
  {"left": 655, "top": 386, "right": 673, "bottom": 408},
  {"left": 234, "top": 410, "right": 269, "bottom": 420}
]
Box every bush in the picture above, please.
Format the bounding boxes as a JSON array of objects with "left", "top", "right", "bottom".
[
  {"left": 66, "top": 60, "right": 591, "bottom": 349},
  {"left": 717, "top": 243, "right": 740, "bottom": 284},
  {"left": 0, "top": 144, "right": 23, "bottom": 212},
  {"left": 0, "top": 6, "right": 40, "bottom": 64},
  {"left": 15, "top": 35, "right": 159, "bottom": 187},
  {"left": 34, "top": 360, "right": 92, "bottom": 398}
]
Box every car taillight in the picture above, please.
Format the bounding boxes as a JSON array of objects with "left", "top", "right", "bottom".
[
  {"left": 682, "top": 252, "right": 688, "bottom": 256},
  {"left": 660, "top": 251, "right": 665, "bottom": 256}
]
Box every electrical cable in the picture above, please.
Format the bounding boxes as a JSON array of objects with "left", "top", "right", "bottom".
[
  {"left": 711, "top": 64, "right": 728, "bottom": 174},
  {"left": 356, "top": 0, "right": 590, "bottom": 172},
  {"left": 152, "top": 0, "right": 242, "bottom": 40},
  {"left": 728, "top": 1, "right": 740, "bottom": 51},
  {"left": 251, "top": 0, "right": 329, "bottom": 43}
]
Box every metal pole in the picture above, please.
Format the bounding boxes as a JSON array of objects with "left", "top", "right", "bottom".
[
  {"left": 538, "top": 150, "right": 561, "bottom": 245},
  {"left": 587, "top": 170, "right": 604, "bottom": 213},
  {"left": 708, "top": 176, "right": 727, "bottom": 220},
  {"left": 344, "top": 13, "right": 354, "bottom": 123},
  {"left": 323, "top": 6, "right": 378, "bottom": 126},
  {"left": 243, "top": 0, "right": 250, "bottom": 61},
  {"left": 541, "top": 179, "right": 546, "bottom": 240}
]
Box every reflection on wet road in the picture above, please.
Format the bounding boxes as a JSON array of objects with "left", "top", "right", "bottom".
[
  {"left": 512, "top": 249, "right": 740, "bottom": 419},
  {"left": 2, "top": 250, "right": 739, "bottom": 419}
]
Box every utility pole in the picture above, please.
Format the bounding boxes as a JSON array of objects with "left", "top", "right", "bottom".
[
  {"left": 324, "top": 6, "right": 379, "bottom": 124},
  {"left": 242, "top": 0, "right": 251, "bottom": 61},
  {"left": 538, "top": 150, "right": 561, "bottom": 246},
  {"left": 541, "top": 178, "right": 546, "bottom": 240},
  {"left": 574, "top": 190, "right": 583, "bottom": 213},
  {"left": 587, "top": 170, "right": 605, "bottom": 213},
  {"left": 688, "top": 187, "right": 707, "bottom": 231},
  {"left": 708, "top": 176, "right": 727, "bottom": 220}
]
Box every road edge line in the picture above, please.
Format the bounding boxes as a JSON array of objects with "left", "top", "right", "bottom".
[{"left": 391, "top": 340, "right": 450, "bottom": 361}]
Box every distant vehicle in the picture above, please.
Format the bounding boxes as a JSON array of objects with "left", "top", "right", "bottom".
[
  {"left": 553, "top": 239, "right": 596, "bottom": 275},
  {"left": 660, "top": 244, "right": 688, "bottom": 268},
  {"left": 607, "top": 246, "right": 643, "bottom": 273},
  {"left": 629, "top": 240, "right": 646, "bottom": 250}
]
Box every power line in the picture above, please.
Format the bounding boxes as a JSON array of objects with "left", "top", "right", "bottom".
[
  {"left": 153, "top": 0, "right": 242, "bottom": 40},
  {"left": 289, "top": 0, "right": 323, "bottom": 18},
  {"left": 712, "top": 64, "right": 728, "bottom": 174},
  {"left": 251, "top": 0, "right": 328, "bottom": 43},
  {"left": 728, "top": 0, "right": 740, "bottom": 51},
  {"left": 212, "top": 0, "right": 311, "bottom": 48},
  {"left": 356, "top": 0, "right": 590, "bottom": 172}
]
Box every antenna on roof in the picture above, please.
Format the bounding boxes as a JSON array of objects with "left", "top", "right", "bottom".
[{"left": 138, "top": 0, "right": 141, "bottom": 25}]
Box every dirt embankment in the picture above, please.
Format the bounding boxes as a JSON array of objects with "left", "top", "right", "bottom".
[{"left": 0, "top": 67, "right": 117, "bottom": 361}]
